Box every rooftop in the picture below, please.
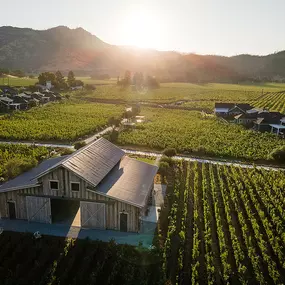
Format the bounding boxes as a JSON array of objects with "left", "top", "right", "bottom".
[
  {"left": 0, "top": 156, "right": 67, "bottom": 193},
  {"left": 96, "top": 156, "right": 158, "bottom": 208}
]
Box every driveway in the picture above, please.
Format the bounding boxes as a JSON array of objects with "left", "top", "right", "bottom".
[{"left": 0, "top": 219, "right": 155, "bottom": 248}]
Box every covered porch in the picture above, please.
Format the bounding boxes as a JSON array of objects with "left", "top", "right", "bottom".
[{"left": 269, "top": 124, "right": 285, "bottom": 136}]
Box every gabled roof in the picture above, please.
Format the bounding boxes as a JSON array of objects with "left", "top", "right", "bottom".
[
  {"left": 0, "top": 156, "right": 67, "bottom": 193},
  {"left": 215, "top": 103, "right": 234, "bottom": 109},
  {"left": 37, "top": 138, "right": 125, "bottom": 187},
  {"left": 96, "top": 156, "right": 158, "bottom": 208},
  {"left": 0, "top": 97, "right": 13, "bottom": 103},
  {"left": 234, "top": 113, "right": 257, "bottom": 120},
  {"left": 215, "top": 103, "right": 253, "bottom": 113}
]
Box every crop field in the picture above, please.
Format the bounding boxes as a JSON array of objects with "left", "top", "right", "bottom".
[
  {"left": 0, "top": 143, "right": 49, "bottom": 180},
  {"left": 0, "top": 101, "right": 123, "bottom": 141},
  {"left": 160, "top": 160, "right": 285, "bottom": 284},
  {"left": 118, "top": 107, "right": 285, "bottom": 161},
  {"left": 74, "top": 84, "right": 264, "bottom": 105},
  {"left": 0, "top": 77, "right": 37, "bottom": 86},
  {"left": 0, "top": 232, "right": 162, "bottom": 285},
  {"left": 252, "top": 91, "right": 285, "bottom": 113}
]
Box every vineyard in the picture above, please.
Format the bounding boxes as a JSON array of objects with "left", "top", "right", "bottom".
[
  {"left": 0, "top": 144, "right": 49, "bottom": 180},
  {"left": 160, "top": 160, "right": 285, "bottom": 284},
  {"left": 117, "top": 108, "right": 285, "bottom": 161},
  {"left": 0, "top": 101, "right": 123, "bottom": 141},
  {"left": 74, "top": 83, "right": 264, "bottom": 104},
  {"left": 0, "top": 232, "right": 162, "bottom": 285},
  {"left": 253, "top": 91, "right": 285, "bottom": 113}
]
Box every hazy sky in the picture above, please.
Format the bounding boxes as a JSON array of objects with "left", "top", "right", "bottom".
[{"left": 1, "top": 0, "right": 285, "bottom": 56}]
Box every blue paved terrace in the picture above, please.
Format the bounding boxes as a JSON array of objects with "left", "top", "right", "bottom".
[{"left": 0, "top": 219, "right": 156, "bottom": 248}]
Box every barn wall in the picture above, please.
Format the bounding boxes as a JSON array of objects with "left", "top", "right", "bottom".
[
  {"left": 0, "top": 186, "right": 42, "bottom": 220},
  {"left": 37, "top": 167, "right": 141, "bottom": 232}
]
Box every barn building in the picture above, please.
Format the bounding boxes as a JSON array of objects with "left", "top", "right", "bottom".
[{"left": 0, "top": 138, "right": 158, "bottom": 232}]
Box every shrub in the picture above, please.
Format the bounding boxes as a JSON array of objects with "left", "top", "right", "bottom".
[
  {"left": 74, "top": 141, "right": 87, "bottom": 150},
  {"left": 269, "top": 146, "right": 285, "bottom": 162},
  {"left": 160, "top": 156, "right": 175, "bottom": 166},
  {"left": 163, "top": 148, "right": 177, "bottom": 157},
  {"left": 159, "top": 161, "right": 170, "bottom": 175},
  {"left": 4, "top": 157, "right": 38, "bottom": 180}
]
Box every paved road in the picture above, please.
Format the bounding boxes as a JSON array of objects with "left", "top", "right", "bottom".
[
  {"left": 0, "top": 127, "right": 113, "bottom": 150},
  {"left": 122, "top": 149, "right": 285, "bottom": 171},
  {"left": 1, "top": 129, "right": 284, "bottom": 171}
]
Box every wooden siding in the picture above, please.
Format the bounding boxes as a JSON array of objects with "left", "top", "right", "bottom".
[
  {"left": 26, "top": 196, "right": 51, "bottom": 224},
  {"left": 0, "top": 167, "right": 142, "bottom": 232},
  {"left": 0, "top": 186, "right": 42, "bottom": 220}
]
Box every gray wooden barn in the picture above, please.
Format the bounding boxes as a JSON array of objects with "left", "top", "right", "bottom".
[{"left": 0, "top": 138, "right": 158, "bottom": 232}]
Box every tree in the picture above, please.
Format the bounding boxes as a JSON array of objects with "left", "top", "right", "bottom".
[
  {"left": 163, "top": 148, "right": 177, "bottom": 157},
  {"left": 124, "top": 70, "right": 131, "bottom": 86},
  {"left": 74, "top": 141, "right": 87, "bottom": 150},
  {"left": 146, "top": 76, "right": 160, "bottom": 89},
  {"left": 67, "top": 71, "right": 76, "bottom": 87},
  {"left": 55, "top": 70, "right": 68, "bottom": 89},
  {"left": 108, "top": 117, "right": 120, "bottom": 130},
  {"left": 38, "top": 72, "right": 56, "bottom": 86}
]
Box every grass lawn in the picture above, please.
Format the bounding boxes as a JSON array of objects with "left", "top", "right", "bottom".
[{"left": 128, "top": 154, "right": 157, "bottom": 165}]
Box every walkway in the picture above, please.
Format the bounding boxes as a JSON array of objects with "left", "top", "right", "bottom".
[{"left": 0, "top": 219, "right": 154, "bottom": 248}]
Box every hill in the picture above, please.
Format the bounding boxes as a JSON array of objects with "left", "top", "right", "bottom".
[{"left": 1, "top": 25, "right": 285, "bottom": 82}]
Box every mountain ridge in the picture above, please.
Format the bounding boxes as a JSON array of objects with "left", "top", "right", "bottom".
[{"left": 1, "top": 26, "right": 285, "bottom": 82}]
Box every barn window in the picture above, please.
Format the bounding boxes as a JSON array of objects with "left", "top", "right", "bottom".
[
  {"left": 50, "top": 180, "right": 59, "bottom": 190},
  {"left": 71, "top": 182, "right": 80, "bottom": 192}
]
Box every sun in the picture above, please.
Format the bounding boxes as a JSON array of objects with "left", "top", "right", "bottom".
[{"left": 121, "top": 9, "right": 165, "bottom": 49}]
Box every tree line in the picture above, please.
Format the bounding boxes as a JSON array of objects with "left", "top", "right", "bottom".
[{"left": 38, "top": 71, "right": 84, "bottom": 90}]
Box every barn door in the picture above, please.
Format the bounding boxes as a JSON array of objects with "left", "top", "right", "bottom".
[
  {"left": 26, "top": 196, "right": 51, "bottom": 224},
  {"left": 8, "top": 202, "right": 16, "bottom": 219},
  {"left": 120, "top": 213, "right": 128, "bottom": 232},
  {"left": 80, "top": 202, "right": 105, "bottom": 229}
]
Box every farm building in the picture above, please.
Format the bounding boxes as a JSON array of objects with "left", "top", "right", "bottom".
[
  {"left": 0, "top": 138, "right": 158, "bottom": 232},
  {"left": 214, "top": 103, "right": 253, "bottom": 117}
]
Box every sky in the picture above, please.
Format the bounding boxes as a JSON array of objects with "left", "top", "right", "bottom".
[{"left": 1, "top": 0, "right": 285, "bottom": 56}]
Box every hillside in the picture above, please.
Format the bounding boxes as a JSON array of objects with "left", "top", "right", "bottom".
[{"left": 1, "top": 26, "right": 285, "bottom": 82}]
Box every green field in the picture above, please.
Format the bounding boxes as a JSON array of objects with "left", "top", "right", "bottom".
[
  {"left": 117, "top": 107, "right": 285, "bottom": 161},
  {"left": 0, "top": 76, "right": 117, "bottom": 87},
  {"left": 73, "top": 84, "right": 264, "bottom": 104},
  {"left": 160, "top": 160, "right": 285, "bottom": 284},
  {"left": 0, "top": 101, "right": 123, "bottom": 141},
  {"left": 0, "top": 77, "right": 37, "bottom": 86},
  {"left": 0, "top": 144, "right": 49, "bottom": 180}
]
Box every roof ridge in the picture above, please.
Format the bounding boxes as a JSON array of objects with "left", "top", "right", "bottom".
[{"left": 62, "top": 137, "right": 123, "bottom": 165}]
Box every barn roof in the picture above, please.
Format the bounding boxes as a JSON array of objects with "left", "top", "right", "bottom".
[
  {"left": 0, "top": 156, "right": 67, "bottom": 193},
  {"left": 36, "top": 138, "right": 125, "bottom": 188},
  {"left": 96, "top": 156, "right": 158, "bottom": 208}
]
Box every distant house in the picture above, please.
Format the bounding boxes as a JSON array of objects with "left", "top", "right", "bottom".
[
  {"left": 228, "top": 104, "right": 253, "bottom": 116},
  {"left": 0, "top": 138, "right": 159, "bottom": 233},
  {"left": 12, "top": 95, "right": 29, "bottom": 110},
  {"left": 214, "top": 103, "right": 253, "bottom": 117},
  {"left": 0, "top": 96, "right": 20, "bottom": 111},
  {"left": 71, "top": 86, "right": 83, "bottom": 91},
  {"left": 253, "top": 112, "right": 283, "bottom": 132},
  {"left": 0, "top": 86, "right": 18, "bottom": 96},
  {"left": 234, "top": 113, "right": 257, "bottom": 125}
]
